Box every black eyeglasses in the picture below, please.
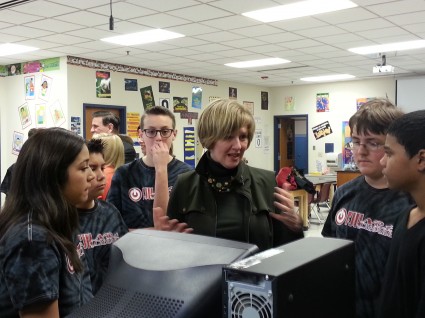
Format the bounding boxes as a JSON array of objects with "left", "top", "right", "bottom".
[
  {"left": 143, "top": 129, "right": 174, "bottom": 138},
  {"left": 351, "top": 141, "right": 384, "bottom": 152}
]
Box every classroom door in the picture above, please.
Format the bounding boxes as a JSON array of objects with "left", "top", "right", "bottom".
[
  {"left": 83, "top": 104, "right": 127, "bottom": 139},
  {"left": 274, "top": 115, "right": 309, "bottom": 174}
]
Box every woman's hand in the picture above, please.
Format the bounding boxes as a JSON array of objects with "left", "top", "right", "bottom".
[
  {"left": 270, "top": 186, "right": 303, "bottom": 232},
  {"left": 154, "top": 207, "right": 193, "bottom": 233}
]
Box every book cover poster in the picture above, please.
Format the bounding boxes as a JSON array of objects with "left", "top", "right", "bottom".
[
  {"left": 18, "top": 103, "right": 31, "bottom": 129},
  {"left": 316, "top": 93, "right": 329, "bottom": 112},
  {"left": 12, "top": 131, "right": 24, "bottom": 155},
  {"left": 312, "top": 121, "right": 333, "bottom": 140},
  {"left": 50, "top": 100, "right": 65, "bottom": 126},
  {"left": 356, "top": 97, "right": 374, "bottom": 110},
  {"left": 159, "top": 81, "right": 170, "bottom": 93},
  {"left": 173, "top": 97, "right": 188, "bottom": 113},
  {"left": 124, "top": 78, "right": 138, "bottom": 91},
  {"left": 140, "top": 85, "right": 155, "bottom": 110},
  {"left": 24, "top": 75, "right": 35, "bottom": 100},
  {"left": 35, "top": 104, "right": 46, "bottom": 127},
  {"left": 261, "top": 91, "right": 268, "bottom": 110},
  {"left": 39, "top": 74, "right": 53, "bottom": 101},
  {"left": 96, "top": 71, "right": 111, "bottom": 98},
  {"left": 229, "top": 87, "right": 237, "bottom": 99},
  {"left": 284, "top": 96, "right": 295, "bottom": 111},
  {"left": 192, "top": 86, "right": 202, "bottom": 109},
  {"left": 183, "top": 126, "right": 196, "bottom": 168}
]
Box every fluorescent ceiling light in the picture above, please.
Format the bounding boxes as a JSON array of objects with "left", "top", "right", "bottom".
[
  {"left": 300, "top": 74, "right": 355, "bottom": 82},
  {"left": 101, "top": 29, "right": 184, "bottom": 46},
  {"left": 242, "top": 0, "right": 357, "bottom": 23},
  {"left": 0, "top": 43, "right": 38, "bottom": 56},
  {"left": 225, "top": 57, "right": 290, "bottom": 68},
  {"left": 348, "top": 40, "right": 425, "bottom": 55}
]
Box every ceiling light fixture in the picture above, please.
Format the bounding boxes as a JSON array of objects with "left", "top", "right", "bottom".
[
  {"left": 101, "top": 29, "right": 185, "bottom": 46},
  {"left": 300, "top": 74, "right": 355, "bottom": 82},
  {"left": 242, "top": 0, "right": 357, "bottom": 23},
  {"left": 0, "top": 43, "right": 38, "bottom": 56},
  {"left": 225, "top": 57, "right": 290, "bottom": 68},
  {"left": 348, "top": 39, "right": 425, "bottom": 55}
]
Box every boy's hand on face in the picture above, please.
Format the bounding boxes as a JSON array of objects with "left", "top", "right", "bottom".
[{"left": 151, "top": 141, "right": 170, "bottom": 169}]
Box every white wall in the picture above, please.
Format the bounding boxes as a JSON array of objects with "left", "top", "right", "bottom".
[
  {"left": 0, "top": 57, "right": 68, "bottom": 182},
  {"left": 270, "top": 77, "right": 395, "bottom": 172},
  {"left": 67, "top": 64, "right": 274, "bottom": 170}
]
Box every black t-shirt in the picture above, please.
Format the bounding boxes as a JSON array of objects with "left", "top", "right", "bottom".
[{"left": 322, "top": 176, "right": 413, "bottom": 318}]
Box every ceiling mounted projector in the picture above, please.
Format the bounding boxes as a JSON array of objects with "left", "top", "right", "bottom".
[
  {"left": 373, "top": 65, "right": 394, "bottom": 73},
  {"left": 373, "top": 53, "right": 394, "bottom": 74}
]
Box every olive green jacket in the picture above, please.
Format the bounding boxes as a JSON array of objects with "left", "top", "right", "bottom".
[{"left": 167, "top": 154, "right": 303, "bottom": 251}]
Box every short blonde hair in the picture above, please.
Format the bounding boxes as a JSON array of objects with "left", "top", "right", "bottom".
[
  {"left": 198, "top": 98, "right": 255, "bottom": 149},
  {"left": 92, "top": 133, "right": 125, "bottom": 169}
]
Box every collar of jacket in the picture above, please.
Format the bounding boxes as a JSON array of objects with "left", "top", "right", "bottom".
[{"left": 195, "top": 151, "right": 247, "bottom": 187}]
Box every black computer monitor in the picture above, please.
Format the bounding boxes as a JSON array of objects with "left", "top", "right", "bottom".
[{"left": 67, "top": 229, "right": 258, "bottom": 318}]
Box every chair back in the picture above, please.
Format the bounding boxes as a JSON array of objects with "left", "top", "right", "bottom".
[{"left": 316, "top": 183, "right": 332, "bottom": 203}]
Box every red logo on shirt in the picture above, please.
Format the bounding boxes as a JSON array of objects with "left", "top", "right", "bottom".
[{"left": 128, "top": 187, "right": 142, "bottom": 202}]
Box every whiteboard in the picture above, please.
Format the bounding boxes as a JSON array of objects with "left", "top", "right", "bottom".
[{"left": 396, "top": 76, "right": 425, "bottom": 113}]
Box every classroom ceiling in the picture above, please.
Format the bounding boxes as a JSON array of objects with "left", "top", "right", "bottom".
[{"left": 1, "top": 0, "right": 425, "bottom": 86}]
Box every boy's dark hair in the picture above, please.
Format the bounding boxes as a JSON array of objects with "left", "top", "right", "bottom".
[
  {"left": 387, "top": 110, "right": 425, "bottom": 158},
  {"left": 87, "top": 138, "right": 104, "bottom": 155},
  {"left": 140, "top": 106, "right": 176, "bottom": 129},
  {"left": 349, "top": 98, "right": 403, "bottom": 136},
  {"left": 28, "top": 128, "right": 39, "bottom": 138},
  {"left": 92, "top": 111, "right": 120, "bottom": 132}
]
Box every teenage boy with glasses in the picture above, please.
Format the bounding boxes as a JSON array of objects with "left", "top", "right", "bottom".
[
  {"left": 107, "top": 106, "right": 192, "bottom": 230},
  {"left": 322, "top": 99, "right": 413, "bottom": 318}
]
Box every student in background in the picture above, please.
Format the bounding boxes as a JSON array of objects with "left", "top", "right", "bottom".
[
  {"left": 166, "top": 99, "right": 303, "bottom": 251},
  {"left": 378, "top": 110, "right": 425, "bottom": 318},
  {"left": 92, "top": 133, "right": 125, "bottom": 200},
  {"left": 107, "top": 106, "right": 192, "bottom": 229},
  {"left": 0, "top": 128, "right": 94, "bottom": 317},
  {"left": 91, "top": 111, "right": 136, "bottom": 163},
  {"left": 322, "top": 99, "right": 413, "bottom": 318},
  {"left": 76, "top": 139, "right": 128, "bottom": 295}
]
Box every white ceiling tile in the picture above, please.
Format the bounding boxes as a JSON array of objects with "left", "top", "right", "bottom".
[
  {"left": 0, "top": 9, "right": 43, "bottom": 24},
  {"left": 337, "top": 18, "right": 395, "bottom": 32},
  {"left": 129, "top": 13, "right": 191, "bottom": 28},
  {"left": 42, "top": 34, "right": 90, "bottom": 45},
  {"left": 54, "top": 11, "right": 109, "bottom": 27},
  {"left": 201, "top": 15, "right": 260, "bottom": 30},
  {"left": 222, "top": 38, "right": 268, "bottom": 49},
  {"left": 1, "top": 26, "right": 54, "bottom": 38},
  {"left": 87, "top": 2, "right": 157, "bottom": 19},
  {"left": 168, "top": 4, "right": 233, "bottom": 22},
  {"left": 125, "top": 0, "right": 199, "bottom": 12},
  {"left": 11, "top": 0, "right": 78, "bottom": 17},
  {"left": 25, "top": 18, "right": 85, "bottom": 33}
]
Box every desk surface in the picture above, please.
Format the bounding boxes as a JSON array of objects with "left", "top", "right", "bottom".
[{"left": 305, "top": 174, "right": 337, "bottom": 185}]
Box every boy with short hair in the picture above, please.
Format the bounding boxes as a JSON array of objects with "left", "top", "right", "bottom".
[
  {"left": 107, "top": 106, "right": 192, "bottom": 229},
  {"left": 322, "top": 99, "right": 412, "bottom": 318},
  {"left": 76, "top": 139, "right": 128, "bottom": 295},
  {"left": 378, "top": 110, "right": 425, "bottom": 318}
]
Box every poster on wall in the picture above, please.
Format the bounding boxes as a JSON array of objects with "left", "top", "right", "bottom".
[
  {"left": 312, "top": 121, "right": 333, "bottom": 140},
  {"left": 70, "top": 116, "right": 81, "bottom": 135},
  {"left": 124, "top": 78, "right": 138, "bottom": 91},
  {"left": 140, "top": 85, "right": 155, "bottom": 110},
  {"left": 316, "top": 93, "right": 329, "bottom": 112},
  {"left": 96, "top": 71, "right": 111, "bottom": 98},
  {"left": 35, "top": 104, "right": 47, "bottom": 127},
  {"left": 229, "top": 87, "right": 237, "bottom": 99},
  {"left": 356, "top": 97, "right": 374, "bottom": 110},
  {"left": 126, "top": 112, "right": 140, "bottom": 140},
  {"left": 284, "top": 96, "right": 295, "bottom": 111},
  {"left": 261, "top": 91, "right": 268, "bottom": 110},
  {"left": 173, "top": 97, "right": 188, "bottom": 113},
  {"left": 18, "top": 103, "right": 31, "bottom": 129},
  {"left": 8, "top": 63, "right": 21, "bottom": 76},
  {"left": 24, "top": 75, "right": 35, "bottom": 100},
  {"left": 183, "top": 126, "right": 196, "bottom": 169},
  {"left": 39, "top": 74, "right": 53, "bottom": 101},
  {"left": 159, "top": 98, "right": 170, "bottom": 109},
  {"left": 50, "top": 100, "right": 65, "bottom": 126},
  {"left": 12, "top": 131, "right": 24, "bottom": 155},
  {"left": 192, "top": 86, "right": 202, "bottom": 109},
  {"left": 342, "top": 121, "right": 354, "bottom": 168},
  {"left": 159, "top": 81, "right": 170, "bottom": 93}
]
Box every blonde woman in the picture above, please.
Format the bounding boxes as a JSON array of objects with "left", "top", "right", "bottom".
[{"left": 93, "top": 133, "right": 125, "bottom": 200}]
